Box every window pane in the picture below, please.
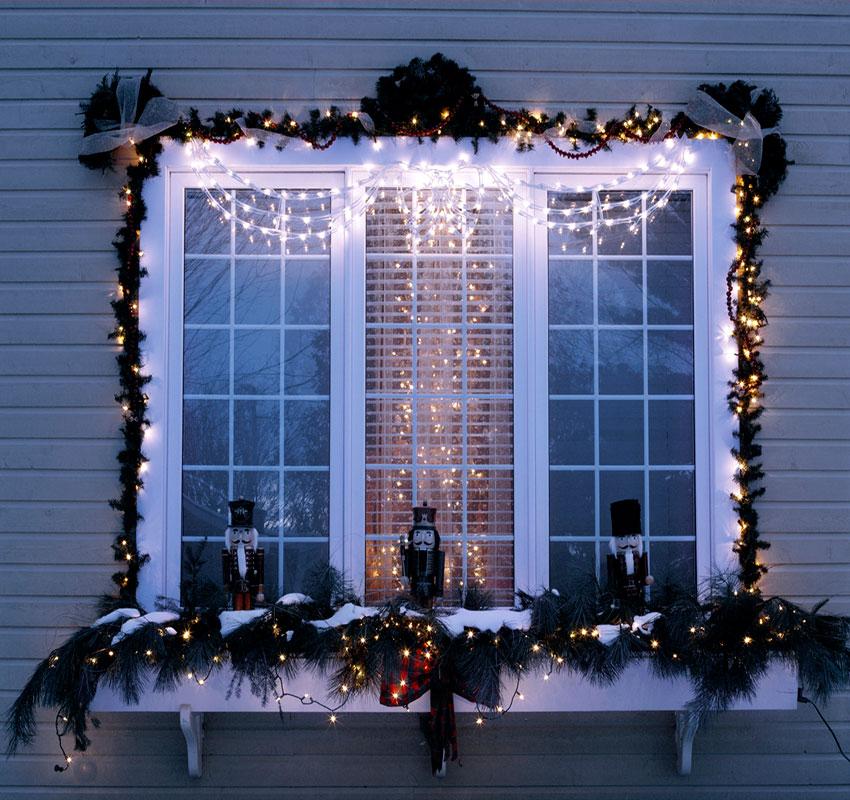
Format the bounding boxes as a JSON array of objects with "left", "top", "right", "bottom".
[
  {"left": 183, "top": 400, "right": 228, "bottom": 465},
  {"left": 284, "top": 541, "right": 329, "bottom": 593},
  {"left": 549, "top": 399, "right": 594, "bottom": 466},
  {"left": 549, "top": 261, "right": 593, "bottom": 324},
  {"left": 597, "top": 191, "right": 642, "bottom": 256},
  {"left": 285, "top": 260, "right": 330, "bottom": 325},
  {"left": 547, "top": 188, "right": 696, "bottom": 592},
  {"left": 649, "top": 470, "right": 695, "bottom": 537},
  {"left": 235, "top": 259, "right": 279, "bottom": 325},
  {"left": 284, "top": 400, "right": 329, "bottom": 465},
  {"left": 284, "top": 329, "right": 330, "bottom": 395},
  {"left": 598, "top": 330, "right": 643, "bottom": 395},
  {"left": 549, "top": 471, "right": 594, "bottom": 536},
  {"left": 364, "top": 189, "right": 514, "bottom": 605},
  {"left": 182, "top": 470, "right": 228, "bottom": 536},
  {"left": 599, "top": 400, "right": 643, "bottom": 465},
  {"left": 234, "top": 399, "right": 279, "bottom": 466},
  {"left": 647, "top": 261, "right": 693, "bottom": 324},
  {"left": 185, "top": 190, "right": 229, "bottom": 254},
  {"left": 185, "top": 258, "right": 229, "bottom": 324},
  {"left": 182, "top": 187, "right": 332, "bottom": 596},
  {"left": 548, "top": 193, "right": 593, "bottom": 255},
  {"left": 234, "top": 329, "right": 279, "bottom": 395},
  {"left": 647, "top": 192, "right": 692, "bottom": 255},
  {"left": 184, "top": 329, "right": 229, "bottom": 395},
  {"left": 649, "top": 400, "right": 694, "bottom": 465},
  {"left": 598, "top": 261, "right": 642, "bottom": 324},
  {"left": 549, "top": 329, "right": 594, "bottom": 395},
  {"left": 549, "top": 541, "right": 596, "bottom": 596},
  {"left": 648, "top": 330, "right": 694, "bottom": 394},
  {"left": 283, "top": 471, "right": 330, "bottom": 537}
]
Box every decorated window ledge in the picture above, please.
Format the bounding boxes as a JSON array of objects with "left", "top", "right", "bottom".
[{"left": 6, "top": 55, "right": 849, "bottom": 781}]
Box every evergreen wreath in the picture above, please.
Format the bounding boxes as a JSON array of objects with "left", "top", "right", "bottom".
[{"left": 9, "top": 55, "right": 845, "bottom": 776}]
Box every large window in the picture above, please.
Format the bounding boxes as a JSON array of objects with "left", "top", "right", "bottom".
[
  {"left": 546, "top": 190, "right": 697, "bottom": 594},
  {"left": 363, "top": 189, "right": 515, "bottom": 604},
  {"left": 180, "top": 186, "right": 334, "bottom": 598},
  {"left": 149, "top": 145, "right": 726, "bottom": 609}
]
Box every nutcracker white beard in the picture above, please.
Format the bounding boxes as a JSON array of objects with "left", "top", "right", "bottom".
[
  {"left": 226, "top": 526, "right": 258, "bottom": 578},
  {"left": 610, "top": 534, "right": 643, "bottom": 576}
]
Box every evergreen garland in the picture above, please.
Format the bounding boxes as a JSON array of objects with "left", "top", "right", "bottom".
[
  {"left": 7, "top": 568, "right": 849, "bottom": 763},
  {"left": 8, "top": 54, "right": 833, "bottom": 773}
]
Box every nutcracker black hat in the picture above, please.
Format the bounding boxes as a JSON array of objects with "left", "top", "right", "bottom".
[
  {"left": 228, "top": 497, "right": 255, "bottom": 527},
  {"left": 610, "top": 499, "right": 642, "bottom": 537},
  {"left": 408, "top": 500, "right": 440, "bottom": 546}
]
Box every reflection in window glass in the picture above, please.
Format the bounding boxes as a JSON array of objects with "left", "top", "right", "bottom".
[
  {"left": 364, "top": 189, "right": 514, "bottom": 605},
  {"left": 181, "top": 188, "right": 331, "bottom": 596},
  {"left": 548, "top": 190, "right": 695, "bottom": 592}
]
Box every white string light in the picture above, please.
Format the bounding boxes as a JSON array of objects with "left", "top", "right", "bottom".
[{"left": 188, "top": 138, "right": 692, "bottom": 251}]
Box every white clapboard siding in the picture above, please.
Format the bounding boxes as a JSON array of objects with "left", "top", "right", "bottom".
[{"left": 0, "top": 2, "right": 848, "bottom": 797}]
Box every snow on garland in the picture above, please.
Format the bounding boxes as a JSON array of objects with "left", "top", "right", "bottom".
[{"left": 7, "top": 568, "right": 850, "bottom": 770}]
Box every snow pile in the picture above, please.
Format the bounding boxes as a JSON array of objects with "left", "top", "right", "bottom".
[
  {"left": 277, "top": 593, "right": 313, "bottom": 606},
  {"left": 111, "top": 611, "right": 180, "bottom": 644},
  {"left": 439, "top": 607, "right": 533, "bottom": 637},
  {"left": 309, "top": 603, "right": 380, "bottom": 629},
  {"left": 93, "top": 608, "right": 140, "bottom": 627},
  {"left": 219, "top": 609, "right": 268, "bottom": 637},
  {"left": 596, "top": 612, "right": 662, "bottom": 646}
]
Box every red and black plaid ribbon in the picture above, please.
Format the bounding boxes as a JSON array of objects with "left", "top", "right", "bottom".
[{"left": 381, "top": 652, "right": 480, "bottom": 775}]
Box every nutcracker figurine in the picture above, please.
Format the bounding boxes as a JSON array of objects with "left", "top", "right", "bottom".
[
  {"left": 400, "top": 501, "right": 445, "bottom": 606},
  {"left": 606, "top": 498, "right": 654, "bottom": 614},
  {"left": 222, "top": 498, "right": 265, "bottom": 610}
]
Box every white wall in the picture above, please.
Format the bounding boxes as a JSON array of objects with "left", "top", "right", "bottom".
[{"left": 0, "top": 2, "right": 848, "bottom": 796}]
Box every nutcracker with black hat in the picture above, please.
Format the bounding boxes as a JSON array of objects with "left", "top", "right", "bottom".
[
  {"left": 400, "top": 500, "right": 445, "bottom": 608},
  {"left": 606, "top": 498, "right": 654, "bottom": 616},
  {"left": 222, "top": 498, "right": 265, "bottom": 610}
]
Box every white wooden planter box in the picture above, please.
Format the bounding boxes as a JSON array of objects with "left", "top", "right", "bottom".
[{"left": 91, "top": 659, "right": 798, "bottom": 778}]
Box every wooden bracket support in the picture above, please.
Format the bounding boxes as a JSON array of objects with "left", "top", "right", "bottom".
[
  {"left": 675, "top": 710, "right": 700, "bottom": 776},
  {"left": 179, "top": 704, "right": 204, "bottom": 778}
]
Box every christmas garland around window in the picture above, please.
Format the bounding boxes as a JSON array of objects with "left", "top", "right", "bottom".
[{"left": 6, "top": 54, "right": 850, "bottom": 775}]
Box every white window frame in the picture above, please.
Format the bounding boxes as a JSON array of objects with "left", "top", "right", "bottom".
[{"left": 137, "top": 137, "right": 737, "bottom": 611}]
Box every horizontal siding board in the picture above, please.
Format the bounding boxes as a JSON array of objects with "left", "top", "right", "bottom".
[
  {"left": 2, "top": 5, "right": 850, "bottom": 45},
  {"left": 759, "top": 504, "right": 850, "bottom": 533},
  {"left": 764, "top": 409, "right": 850, "bottom": 441},
  {"left": 762, "top": 383, "right": 850, "bottom": 411},
  {"left": 761, "top": 442, "right": 850, "bottom": 471},
  {"left": 5, "top": 41, "right": 850, "bottom": 77},
  {"left": 3, "top": 71, "right": 850, "bottom": 107},
  {"left": 0, "top": 285, "right": 116, "bottom": 314},
  {"left": 0, "top": 502, "right": 119, "bottom": 532},
  {"left": 0, "top": 316, "right": 115, "bottom": 345},
  {"left": 0, "top": 564, "right": 113, "bottom": 596},
  {"left": 0, "top": 472, "right": 119, "bottom": 502},
  {"left": 0, "top": 410, "right": 120, "bottom": 438},
  {"left": 766, "top": 320, "right": 850, "bottom": 348},
  {"left": 0, "top": 346, "right": 119, "bottom": 377},
  {"left": 0, "top": 441, "right": 119, "bottom": 470},
  {"left": 0, "top": 377, "right": 118, "bottom": 407},
  {"left": 766, "top": 533, "right": 850, "bottom": 564},
  {"left": 765, "top": 287, "right": 850, "bottom": 316}
]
